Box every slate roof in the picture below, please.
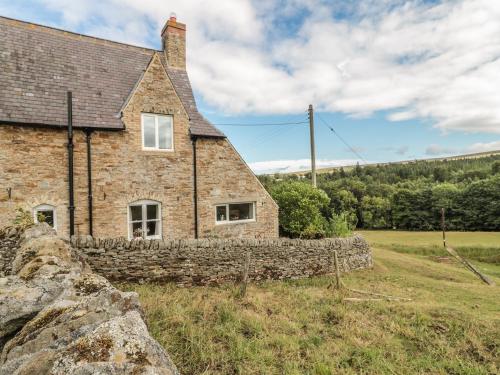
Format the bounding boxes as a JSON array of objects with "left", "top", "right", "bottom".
[
  {"left": 160, "top": 57, "right": 224, "bottom": 137},
  {"left": 0, "top": 16, "right": 225, "bottom": 137}
]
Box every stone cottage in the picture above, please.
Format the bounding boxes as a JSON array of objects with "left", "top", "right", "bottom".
[{"left": 0, "top": 15, "right": 279, "bottom": 239}]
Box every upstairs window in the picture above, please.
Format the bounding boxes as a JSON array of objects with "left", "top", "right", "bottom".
[
  {"left": 128, "top": 200, "right": 162, "bottom": 240},
  {"left": 216, "top": 202, "right": 255, "bottom": 224},
  {"left": 33, "top": 204, "right": 56, "bottom": 229},
  {"left": 141, "top": 113, "right": 173, "bottom": 151}
]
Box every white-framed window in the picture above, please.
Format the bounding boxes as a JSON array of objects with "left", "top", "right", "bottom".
[
  {"left": 128, "top": 200, "right": 162, "bottom": 240},
  {"left": 141, "top": 113, "right": 174, "bottom": 151},
  {"left": 33, "top": 204, "right": 56, "bottom": 230},
  {"left": 215, "top": 202, "right": 256, "bottom": 224}
]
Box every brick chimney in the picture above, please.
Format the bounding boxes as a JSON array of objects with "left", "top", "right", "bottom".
[{"left": 161, "top": 13, "right": 186, "bottom": 69}]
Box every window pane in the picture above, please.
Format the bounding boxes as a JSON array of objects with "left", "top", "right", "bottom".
[
  {"left": 38, "top": 210, "right": 54, "bottom": 227},
  {"left": 130, "top": 205, "right": 142, "bottom": 221},
  {"left": 146, "top": 221, "right": 159, "bottom": 237},
  {"left": 143, "top": 115, "right": 156, "bottom": 148},
  {"left": 147, "top": 204, "right": 158, "bottom": 220},
  {"left": 158, "top": 116, "right": 173, "bottom": 150},
  {"left": 229, "top": 203, "right": 253, "bottom": 221},
  {"left": 132, "top": 222, "right": 143, "bottom": 238},
  {"left": 216, "top": 205, "right": 227, "bottom": 222}
]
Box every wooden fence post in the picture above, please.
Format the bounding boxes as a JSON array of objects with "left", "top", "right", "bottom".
[
  {"left": 239, "top": 252, "right": 251, "bottom": 297},
  {"left": 333, "top": 250, "right": 341, "bottom": 289},
  {"left": 441, "top": 207, "right": 446, "bottom": 248}
]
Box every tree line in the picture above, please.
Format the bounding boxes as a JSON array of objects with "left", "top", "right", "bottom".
[{"left": 259, "top": 155, "right": 500, "bottom": 237}]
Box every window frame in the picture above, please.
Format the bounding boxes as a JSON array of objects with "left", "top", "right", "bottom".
[
  {"left": 141, "top": 113, "right": 174, "bottom": 152},
  {"left": 33, "top": 204, "right": 57, "bottom": 230},
  {"left": 215, "top": 202, "right": 256, "bottom": 225},
  {"left": 127, "top": 200, "right": 162, "bottom": 240}
]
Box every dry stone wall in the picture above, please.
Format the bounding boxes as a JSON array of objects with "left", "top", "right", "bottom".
[
  {"left": 72, "top": 236, "right": 372, "bottom": 286},
  {"left": 0, "top": 226, "right": 22, "bottom": 277}
]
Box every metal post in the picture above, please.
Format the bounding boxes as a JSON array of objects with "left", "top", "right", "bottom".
[
  {"left": 308, "top": 104, "right": 317, "bottom": 187},
  {"left": 67, "top": 91, "right": 75, "bottom": 237},
  {"left": 85, "top": 129, "right": 93, "bottom": 237},
  {"left": 192, "top": 136, "right": 199, "bottom": 239}
]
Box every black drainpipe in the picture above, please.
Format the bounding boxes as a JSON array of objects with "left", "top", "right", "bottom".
[
  {"left": 85, "top": 128, "right": 94, "bottom": 236},
  {"left": 192, "top": 135, "right": 199, "bottom": 239},
  {"left": 67, "top": 91, "right": 75, "bottom": 237}
]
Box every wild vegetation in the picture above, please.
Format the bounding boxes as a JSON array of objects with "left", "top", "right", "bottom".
[
  {"left": 122, "top": 230, "right": 500, "bottom": 375},
  {"left": 259, "top": 154, "right": 500, "bottom": 238}
]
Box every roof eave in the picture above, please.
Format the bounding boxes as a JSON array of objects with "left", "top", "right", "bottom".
[{"left": 0, "top": 120, "right": 125, "bottom": 132}]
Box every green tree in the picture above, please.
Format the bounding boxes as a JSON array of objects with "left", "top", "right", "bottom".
[
  {"left": 361, "top": 196, "right": 391, "bottom": 229},
  {"left": 492, "top": 161, "right": 500, "bottom": 174},
  {"left": 431, "top": 183, "right": 462, "bottom": 229},
  {"left": 270, "top": 181, "right": 330, "bottom": 238},
  {"left": 460, "top": 176, "right": 500, "bottom": 230}
]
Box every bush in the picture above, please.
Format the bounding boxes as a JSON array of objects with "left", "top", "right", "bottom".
[
  {"left": 270, "top": 181, "right": 330, "bottom": 238},
  {"left": 13, "top": 207, "right": 34, "bottom": 227},
  {"left": 325, "top": 213, "right": 353, "bottom": 238}
]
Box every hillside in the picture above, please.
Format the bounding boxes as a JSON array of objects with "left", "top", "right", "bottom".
[
  {"left": 258, "top": 153, "right": 500, "bottom": 232},
  {"left": 285, "top": 150, "right": 500, "bottom": 177}
]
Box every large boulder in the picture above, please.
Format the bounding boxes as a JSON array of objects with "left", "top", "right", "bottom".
[{"left": 0, "top": 225, "right": 179, "bottom": 374}]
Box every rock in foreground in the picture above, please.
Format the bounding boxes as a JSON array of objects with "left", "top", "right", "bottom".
[{"left": 0, "top": 224, "right": 179, "bottom": 374}]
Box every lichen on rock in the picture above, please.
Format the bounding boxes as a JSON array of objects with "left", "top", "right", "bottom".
[{"left": 0, "top": 224, "right": 180, "bottom": 375}]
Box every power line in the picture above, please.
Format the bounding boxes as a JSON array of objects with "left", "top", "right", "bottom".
[
  {"left": 316, "top": 113, "right": 368, "bottom": 164},
  {"left": 251, "top": 121, "right": 304, "bottom": 148},
  {"left": 214, "top": 120, "right": 308, "bottom": 127}
]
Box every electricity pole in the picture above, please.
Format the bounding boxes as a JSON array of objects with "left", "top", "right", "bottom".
[{"left": 308, "top": 104, "right": 317, "bottom": 187}]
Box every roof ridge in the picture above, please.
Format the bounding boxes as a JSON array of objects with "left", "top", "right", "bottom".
[{"left": 0, "top": 15, "right": 158, "bottom": 54}]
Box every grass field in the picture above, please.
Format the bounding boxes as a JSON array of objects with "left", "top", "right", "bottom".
[
  {"left": 122, "top": 231, "right": 500, "bottom": 374},
  {"left": 359, "top": 231, "right": 500, "bottom": 276}
]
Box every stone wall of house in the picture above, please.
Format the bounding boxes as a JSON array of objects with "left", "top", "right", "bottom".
[
  {"left": 0, "top": 226, "right": 22, "bottom": 277},
  {"left": 71, "top": 235, "right": 372, "bottom": 286},
  {"left": 196, "top": 138, "right": 279, "bottom": 238},
  {"left": 0, "top": 52, "right": 278, "bottom": 240}
]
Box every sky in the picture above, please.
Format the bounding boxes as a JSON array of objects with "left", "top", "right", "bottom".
[{"left": 1, "top": 0, "right": 499, "bottom": 174}]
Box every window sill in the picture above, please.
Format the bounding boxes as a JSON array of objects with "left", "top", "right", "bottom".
[
  {"left": 215, "top": 219, "right": 256, "bottom": 226},
  {"left": 141, "top": 147, "right": 175, "bottom": 153}
]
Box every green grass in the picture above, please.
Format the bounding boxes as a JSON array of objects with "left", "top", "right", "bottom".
[
  {"left": 121, "top": 232, "right": 500, "bottom": 375},
  {"left": 359, "top": 230, "right": 500, "bottom": 278}
]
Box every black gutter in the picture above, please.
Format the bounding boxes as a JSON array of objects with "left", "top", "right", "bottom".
[
  {"left": 0, "top": 120, "right": 124, "bottom": 132},
  {"left": 192, "top": 135, "right": 199, "bottom": 239},
  {"left": 67, "top": 92, "right": 75, "bottom": 237},
  {"left": 85, "top": 129, "right": 94, "bottom": 236}
]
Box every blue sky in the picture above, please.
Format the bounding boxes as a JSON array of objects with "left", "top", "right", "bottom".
[{"left": 1, "top": 0, "right": 499, "bottom": 174}]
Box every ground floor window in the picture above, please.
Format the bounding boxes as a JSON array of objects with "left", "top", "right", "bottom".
[
  {"left": 33, "top": 204, "right": 56, "bottom": 229},
  {"left": 216, "top": 202, "right": 255, "bottom": 224},
  {"left": 128, "top": 200, "right": 162, "bottom": 240}
]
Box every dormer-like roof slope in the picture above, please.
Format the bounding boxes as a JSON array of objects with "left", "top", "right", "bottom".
[
  {"left": 0, "top": 16, "right": 225, "bottom": 137},
  {"left": 160, "top": 56, "right": 224, "bottom": 138}
]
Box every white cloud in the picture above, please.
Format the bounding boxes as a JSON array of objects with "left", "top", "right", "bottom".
[
  {"left": 425, "top": 144, "right": 458, "bottom": 156},
  {"left": 465, "top": 141, "right": 500, "bottom": 154},
  {"left": 395, "top": 145, "right": 409, "bottom": 155},
  {"left": 425, "top": 140, "right": 500, "bottom": 156},
  {"left": 249, "top": 158, "right": 362, "bottom": 174},
  {"left": 19, "top": 0, "right": 500, "bottom": 133}
]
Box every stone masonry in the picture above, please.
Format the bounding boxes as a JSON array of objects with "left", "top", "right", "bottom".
[
  {"left": 0, "top": 54, "right": 278, "bottom": 240},
  {"left": 0, "top": 16, "right": 279, "bottom": 240},
  {"left": 69, "top": 235, "right": 372, "bottom": 286}
]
